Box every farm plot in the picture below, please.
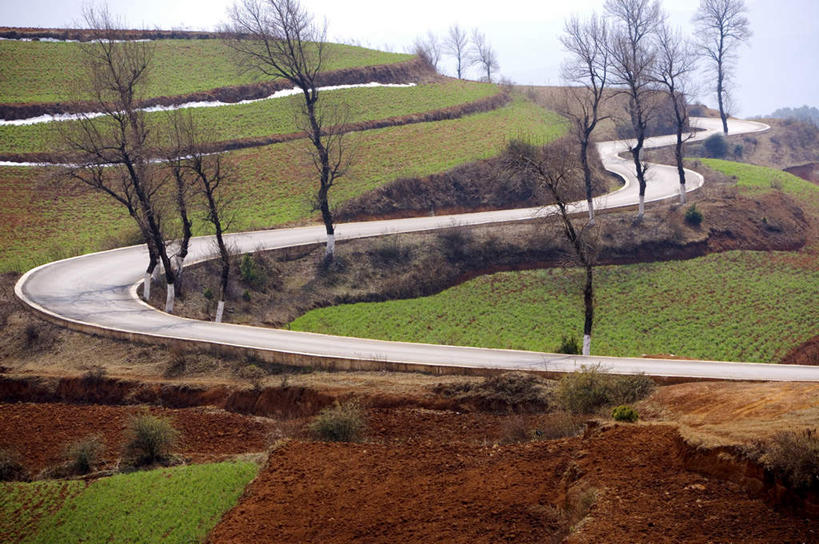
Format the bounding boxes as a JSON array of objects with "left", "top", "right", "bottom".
[
  {"left": 0, "top": 98, "right": 565, "bottom": 273},
  {"left": 0, "top": 80, "right": 499, "bottom": 155},
  {"left": 0, "top": 39, "right": 411, "bottom": 104},
  {"left": 289, "top": 250, "right": 819, "bottom": 363},
  {"left": 0, "top": 462, "right": 257, "bottom": 544}
]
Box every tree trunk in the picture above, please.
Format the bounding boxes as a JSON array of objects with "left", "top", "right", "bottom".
[
  {"left": 580, "top": 139, "right": 595, "bottom": 224},
  {"left": 215, "top": 300, "right": 225, "bottom": 323},
  {"left": 582, "top": 263, "right": 594, "bottom": 356},
  {"left": 717, "top": 46, "right": 728, "bottom": 134},
  {"left": 165, "top": 283, "right": 175, "bottom": 313},
  {"left": 674, "top": 109, "right": 687, "bottom": 204}
]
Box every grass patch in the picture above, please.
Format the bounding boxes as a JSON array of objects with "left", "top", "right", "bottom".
[
  {"left": 699, "top": 158, "right": 819, "bottom": 207},
  {"left": 0, "top": 479, "right": 84, "bottom": 543},
  {"left": 0, "top": 39, "right": 411, "bottom": 104},
  {"left": 309, "top": 400, "right": 366, "bottom": 442},
  {"left": 21, "top": 461, "right": 257, "bottom": 544},
  {"left": 0, "top": 98, "right": 565, "bottom": 273},
  {"left": 290, "top": 250, "right": 819, "bottom": 363},
  {"left": 0, "top": 80, "right": 499, "bottom": 155},
  {"left": 557, "top": 367, "right": 654, "bottom": 414}
]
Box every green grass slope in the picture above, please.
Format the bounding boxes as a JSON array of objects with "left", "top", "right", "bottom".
[
  {"left": 0, "top": 80, "right": 499, "bottom": 155},
  {"left": 290, "top": 160, "right": 819, "bottom": 364},
  {"left": 0, "top": 39, "right": 412, "bottom": 104},
  {"left": 289, "top": 251, "right": 817, "bottom": 363},
  {"left": 0, "top": 461, "right": 258, "bottom": 544},
  {"left": 0, "top": 97, "right": 565, "bottom": 273}
]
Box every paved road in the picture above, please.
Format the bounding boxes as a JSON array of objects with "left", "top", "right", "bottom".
[{"left": 16, "top": 116, "right": 819, "bottom": 381}]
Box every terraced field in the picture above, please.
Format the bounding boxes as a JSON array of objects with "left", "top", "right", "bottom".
[
  {"left": 0, "top": 39, "right": 411, "bottom": 104},
  {"left": 0, "top": 461, "right": 258, "bottom": 544},
  {"left": 0, "top": 98, "right": 566, "bottom": 273},
  {"left": 0, "top": 80, "right": 499, "bottom": 155},
  {"left": 289, "top": 161, "right": 819, "bottom": 364}
]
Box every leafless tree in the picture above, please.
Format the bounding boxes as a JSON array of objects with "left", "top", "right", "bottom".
[
  {"left": 224, "top": 0, "right": 351, "bottom": 260},
  {"left": 506, "top": 138, "right": 597, "bottom": 356},
  {"left": 653, "top": 21, "right": 697, "bottom": 204},
  {"left": 168, "top": 111, "right": 234, "bottom": 322},
  {"left": 444, "top": 24, "right": 469, "bottom": 79},
  {"left": 605, "top": 0, "right": 663, "bottom": 220},
  {"left": 470, "top": 29, "right": 499, "bottom": 82},
  {"left": 413, "top": 31, "right": 441, "bottom": 72},
  {"left": 560, "top": 13, "right": 610, "bottom": 224},
  {"left": 693, "top": 0, "right": 751, "bottom": 134},
  {"left": 58, "top": 6, "right": 178, "bottom": 312}
]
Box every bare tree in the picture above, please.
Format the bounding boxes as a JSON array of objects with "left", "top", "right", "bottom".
[
  {"left": 413, "top": 31, "right": 441, "bottom": 72},
  {"left": 59, "top": 6, "right": 178, "bottom": 312},
  {"left": 560, "top": 13, "right": 610, "bottom": 224},
  {"left": 506, "top": 139, "right": 597, "bottom": 356},
  {"left": 444, "top": 24, "right": 469, "bottom": 79},
  {"left": 605, "top": 0, "right": 663, "bottom": 220},
  {"left": 653, "top": 21, "right": 697, "bottom": 204},
  {"left": 169, "top": 111, "right": 234, "bottom": 323},
  {"left": 693, "top": 0, "right": 751, "bottom": 134},
  {"left": 470, "top": 29, "right": 499, "bottom": 82},
  {"left": 224, "top": 0, "right": 351, "bottom": 260}
]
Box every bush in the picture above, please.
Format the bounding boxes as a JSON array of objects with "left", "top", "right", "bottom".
[
  {"left": 557, "top": 367, "right": 654, "bottom": 414},
  {"left": 65, "top": 435, "right": 104, "bottom": 474},
  {"left": 124, "top": 413, "right": 179, "bottom": 466},
  {"left": 611, "top": 405, "right": 639, "bottom": 422},
  {"left": 309, "top": 400, "right": 365, "bottom": 442},
  {"left": 533, "top": 412, "right": 585, "bottom": 440},
  {"left": 703, "top": 133, "right": 728, "bottom": 158},
  {"left": 746, "top": 428, "right": 819, "bottom": 490},
  {"left": 0, "top": 448, "right": 28, "bottom": 481},
  {"left": 239, "top": 254, "right": 268, "bottom": 290},
  {"left": 433, "top": 372, "right": 555, "bottom": 412},
  {"left": 557, "top": 335, "right": 580, "bottom": 355},
  {"left": 684, "top": 204, "right": 703, "bottom": 227},
  {"left": 203, "top": 287, "right": 214, "bottom": 300}
]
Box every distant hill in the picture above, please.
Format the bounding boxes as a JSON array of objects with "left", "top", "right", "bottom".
[{"left": 764, "top": 105, "right": 819, "bottom": 126}]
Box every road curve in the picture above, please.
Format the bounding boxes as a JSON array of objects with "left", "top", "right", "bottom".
[{"left": 16, "top": 116, "right": 819, "bottom": 382}]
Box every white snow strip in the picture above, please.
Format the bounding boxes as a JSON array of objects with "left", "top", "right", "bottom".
[{"left": 1, "top": 82, "right": 417, "bottom": 126}]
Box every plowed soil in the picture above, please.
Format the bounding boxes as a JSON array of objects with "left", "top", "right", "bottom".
[
  {"left": 209, "top": 418, "right": 817, "bottom": 544},
  {"left": 0, "top": 403, "right": 278, "bottom": 473}
]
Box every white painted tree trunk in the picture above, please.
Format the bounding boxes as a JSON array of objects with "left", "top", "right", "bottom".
[
  {"left": 215, "top": 300, "right": 225, "bottom": 323},
  {"left": 583, "top": 334, "right": 591, "bottom": 356},
  {"left": 325, "top": 233, "right": 335, "bottom": 258},
  {"left": 165, "top": 283, "right": 175, "bottom": 313},
  {"left": 143, "top": 272, "right": 152, "bottom": 300},
  {"left": 679, "top": 183, "right": 687, "bottom": 204},
  {"left": 587, "top": 200, "right": 595, "bottom": 225},
  {"left": 638, "top": 195, "right": 645, "bottom": 219}
]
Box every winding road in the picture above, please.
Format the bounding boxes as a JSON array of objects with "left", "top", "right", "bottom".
[{"left": 14, "top": 116, "right": 819, "bottom": 381}]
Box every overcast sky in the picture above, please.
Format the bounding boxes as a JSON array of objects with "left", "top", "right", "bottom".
[{"left": 2, "top": 0, "right": 816, "bottom": 116}]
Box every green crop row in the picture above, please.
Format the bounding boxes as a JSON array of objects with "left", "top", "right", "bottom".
[
  {"left": 289, "top": 250, "right": 818, "bottom": 364},
  {"left": 0, "top": 98, "right": 566, "bottom": 273},
  {"left": 0, "top": 80, "right": 499, "bottom": 155},
  {"left": 0, "top": 39, "right": 412, "bottom": 104},
  {"left": 0, "top": 461, "right": 257, "bottom": 544}
]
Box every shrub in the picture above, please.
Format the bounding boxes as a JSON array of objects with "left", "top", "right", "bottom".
[
  {"left": 203, "top": 287, "right": 214, "bottom": 300},
  {"left": 433, "top": 372, "right": 555, "bottom": 412},
  {"left": 65, "top": 435, "right": 104, "bottom": 474},
  {"left": 557, "top": 335, "right": 580, "bottom": 355},
  {"left": 557, "top": 367, "right": 654, "bottom": 414},
  {"left": 124, "top": 413, "right": 179, "bottom": 466},
  {"left": 684, "top": 204, "right": 703, "bottom": 227},
  {"left": 746, "top": 428, "right": 819, "bottom": 490},
  {"left": 611, "top": 405, "right": 639, "bottom": 422},
  {"left": 309, "top": 400, "right": 365, "bottom": 442},
  {"left": 370, "top": 236, "right": 412, "bottom": 266},
  {"left": 533, "top": 412, "right": 585, "bottom": 440},
  {"left": 242, "top": 289, "right": 251, "bottom": 302},
  {"left": 0, "top": 448, "right": 28, "bottom": 481},
  {"left": 703, "top": 133, "right": 728, "bottom": 158},
  {"left": 239, "top": 254, "right": 268, "bottom": 290}
]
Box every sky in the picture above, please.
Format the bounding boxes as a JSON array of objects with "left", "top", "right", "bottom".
[{"left": 2, "top": 0, "right": 817, "bottom": 116}]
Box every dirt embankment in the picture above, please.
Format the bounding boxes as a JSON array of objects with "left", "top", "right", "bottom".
[
  {"left": 208, "top": 424, "right": 816, "bottom": 543},
  {"left": 0, "top": 56, "right": 431, "bottom": 121},
  {"left": 786, "top": 162, "right": 819, "bottom": 184},
  {"left": 0, "top": 27, "right": 226, "bottom": 42}
]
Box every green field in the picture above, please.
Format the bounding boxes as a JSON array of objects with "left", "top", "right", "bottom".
[
  {"left": 0, "top": 98, "right": 566, "bottom": 273},
  {"left": 0, "top": 461, "right": 257, "bottom": 544},
  {"left": 0, "top": 80, "right": 499, "bottom": 155},
  {"left": 289, "top": 161, "right": 819, "bottom": 363},
  {"left": 0, "top": 39, "right": 412, "bottom": 104},
  {"left": 289, "top": 250, "right": 818, "bottom": 363}
]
